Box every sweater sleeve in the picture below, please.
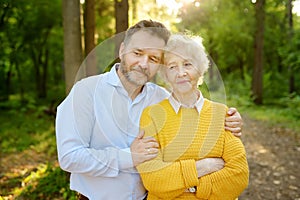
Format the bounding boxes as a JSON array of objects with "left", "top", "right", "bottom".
[
  {"left": 137, "top": 107, "right": 199, "bottom": 199},
  {"left": 196, "top": 130, "right": 249, "bottom": 200}
]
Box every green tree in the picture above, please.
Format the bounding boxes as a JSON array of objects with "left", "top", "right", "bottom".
[
  {"left": 177, "top": 0, "right": 300, "bottom": 103},
  {"left": 0, "top": 0, "right": 63, "bottom": 101},
  {"left": 23, "top": 0, "right": 62, "bottom": 98},
  {"left": 178, "top": 0, "right": 254, "bottom": 75}
]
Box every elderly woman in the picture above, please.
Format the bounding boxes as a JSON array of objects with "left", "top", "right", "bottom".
[{"left": 137, "top": 34, "right": 249, "bottom": 200}]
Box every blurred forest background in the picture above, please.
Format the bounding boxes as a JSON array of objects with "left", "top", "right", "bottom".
[{"left": 0, "top": 0, "right": 299, "bottom": 199}]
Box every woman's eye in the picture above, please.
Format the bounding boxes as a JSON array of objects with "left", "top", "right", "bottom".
[
  {"left": 168, "top": 65, "right": 177, "bottom": 69},
  {"left": 184, "top": 62, "right": 193, "bottom": 67}
]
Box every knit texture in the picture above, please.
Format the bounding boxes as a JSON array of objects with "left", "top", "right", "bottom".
[{"left": 137, "top": 99, "right": 249, "bottom": 200}]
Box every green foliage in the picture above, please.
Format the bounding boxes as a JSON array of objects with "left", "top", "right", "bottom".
[
  {"left": 0, "top": 83, "right": 66, "bottom": 154},
  {"left": 0, "top": 101, "right": 56, "bottom": 153},
  {"left": 95, "top": 0, "right": 114, "bottom": 42},
  {"left": 0, "top": 99, "right": 76, "bottom": 199},
  {"left": 0, "top": 0, "right": 64, "bottom": 101},
  {"left": 177, "top": 0, "right": 255, "bottom": 75},
  {"left": 240, "top": 103, "right": 300, "bottom": 132},
  {"left": 224, "top": 72, "right": 253, "bottom": 107},
  {"left": 223, "top": 73, "right": 300, "bottom": 132},
  {"left": 17, "top": 164, "right": 76, "bottom": 200},
  {"left": 177, "top": 0, "right": 300, "bottom": 101},
  {"left": 278, "top": 93, "right": 300, "bottom": 119},
  {"left": 279, "top": 29, "right": 300, "bottom": 71}
]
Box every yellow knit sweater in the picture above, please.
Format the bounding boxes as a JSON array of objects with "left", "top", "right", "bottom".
[{"left": 137, "top": 99, "right": 249, "bottom": 200}]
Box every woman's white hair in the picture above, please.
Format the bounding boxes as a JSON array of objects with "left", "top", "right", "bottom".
[{"left": 163, "top": 33, "right": 210, "bottom": 85}]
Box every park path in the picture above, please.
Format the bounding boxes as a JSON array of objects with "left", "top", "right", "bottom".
[{"left": 240, "top": 115, "right": 300, "bottom": 200}]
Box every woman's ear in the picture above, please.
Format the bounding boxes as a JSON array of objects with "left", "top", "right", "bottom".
[{"left": 197, "top": 75, "right": 204, "bottom": 86}]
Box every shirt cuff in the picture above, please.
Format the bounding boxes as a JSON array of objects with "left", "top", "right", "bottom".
[{"left": 118, "top": 148, "right": 136, "bottom": 172}]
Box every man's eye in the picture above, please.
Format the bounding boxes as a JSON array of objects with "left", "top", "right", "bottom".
[
  {"left": 150, "top": 57, "right": 160, "bottom": 64},
  {"left": 134, "top": 51, "right": 142, "bottom": 56}
]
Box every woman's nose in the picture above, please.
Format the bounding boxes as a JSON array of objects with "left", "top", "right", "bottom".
[{"left": 177, "top": 67, "right": 187, "bottom": 77}]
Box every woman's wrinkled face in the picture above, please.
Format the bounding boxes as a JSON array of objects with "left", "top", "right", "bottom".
[{"left": 164, "top": 52, "right": 201, "bottom": 94}]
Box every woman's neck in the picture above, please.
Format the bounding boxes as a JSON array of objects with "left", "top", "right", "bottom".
[{"left": 172, "top": 89, "right": 200, "bottom": 107}]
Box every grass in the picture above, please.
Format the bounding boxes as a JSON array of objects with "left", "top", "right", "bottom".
[
  {"left": 0, "top": 107, "right": 55, "bottom": 154},
  {"left": 0, "top": 97, "right": 76, "bottom": 200},
  {"left": 225, "top": 88, "right": 300, "bottom": 133},
  {"left": 240, "top": 105, "right": 300, "bottom": 132},
  {"left": 17, "top": 164, "right": 76, "bottom": 200}
]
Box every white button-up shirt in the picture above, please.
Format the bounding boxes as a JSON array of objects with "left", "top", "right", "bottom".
[
  {"left": 55, "top": 64, "right": 169, "bottom": 200},
  {"left": 168, "top": 92, "right": 204, "bottom": 114}
]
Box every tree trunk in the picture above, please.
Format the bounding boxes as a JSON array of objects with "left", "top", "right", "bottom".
[
  {"left": 114, "top": 0, "right": 128, "bottom": 57},
  {"left": 31, "top": 28, "right": 51, "bottom": 99},
  {"left": 15, "top": 62, "right": 25, "bottom": 103},
  {"left": 251, "top": 0, "right": 265, "bottom": 105},
  {"left": 37, "top": 49, "right": 44, "bottom": 98},
  {"left": 114, "top": 0, "right": 129, "bottom": 34},
  {"left": 30, "top": 48, "right": 41, "bottom": 98},
  {"left": 287, "top": 0, "right": 295, "bottom": 94},
  {"left": 62, "top": 0, "right": 83, "bottom": 94},
  {"left": 40, "top": 48, "right": 49, "bottom": 98},
  {"left": 84, "top": 0, "right": 95, "bottom": 55},
  {"left": 84, "top": 0, "right": 97, "bottom": 76},
  {"left": 33, "top": 47, "right": 49, "bottom": 99},
  {"left": 0, "top": 63, "right": 12, "bottom": 101}
]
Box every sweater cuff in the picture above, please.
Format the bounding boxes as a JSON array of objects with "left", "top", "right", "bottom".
[
  {"left": 180, "top": 159, "right": 198, "bottom": 188},
  {"left": 196, "top": 176, "right": 212, "bottom": 199}
]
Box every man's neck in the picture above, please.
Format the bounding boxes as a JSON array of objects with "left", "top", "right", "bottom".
[{"left": 117, "top": 68, "right": 143, "bottom": 100}]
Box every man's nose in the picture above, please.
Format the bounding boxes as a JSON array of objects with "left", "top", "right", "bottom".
[{"left": 139, "top": 55, "right": 149, "bottom": 69}]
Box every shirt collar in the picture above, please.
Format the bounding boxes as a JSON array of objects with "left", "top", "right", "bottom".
[
  {"left": 106, "top": 63, "right": 123, "bottom": 87},
  {"left": 168, "top": 92, "right": 204, "bottom": 114}
]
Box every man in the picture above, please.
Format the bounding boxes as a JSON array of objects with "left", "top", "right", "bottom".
[{"left": 56, "top": 20, "right": 243, "bottom": 200}]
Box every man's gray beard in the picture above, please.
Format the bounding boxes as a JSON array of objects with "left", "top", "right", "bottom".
[{"left": 120, "top": 61, "right": 148, "bottom": 86}]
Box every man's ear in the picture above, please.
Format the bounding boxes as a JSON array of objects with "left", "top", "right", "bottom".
[{"left": 119, "top": 42, "right": 125, "bottom": 57}]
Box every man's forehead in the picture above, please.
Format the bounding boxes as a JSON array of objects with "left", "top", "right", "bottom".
[
  {"left": 124, "top": 45, "right": 164, "bottom": 56},
  {"left": 133, "top": 47, "right": 163, "bottom": 53},
  {"left": 127, "top": 30, "right": 165, "bottom": 50}
]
